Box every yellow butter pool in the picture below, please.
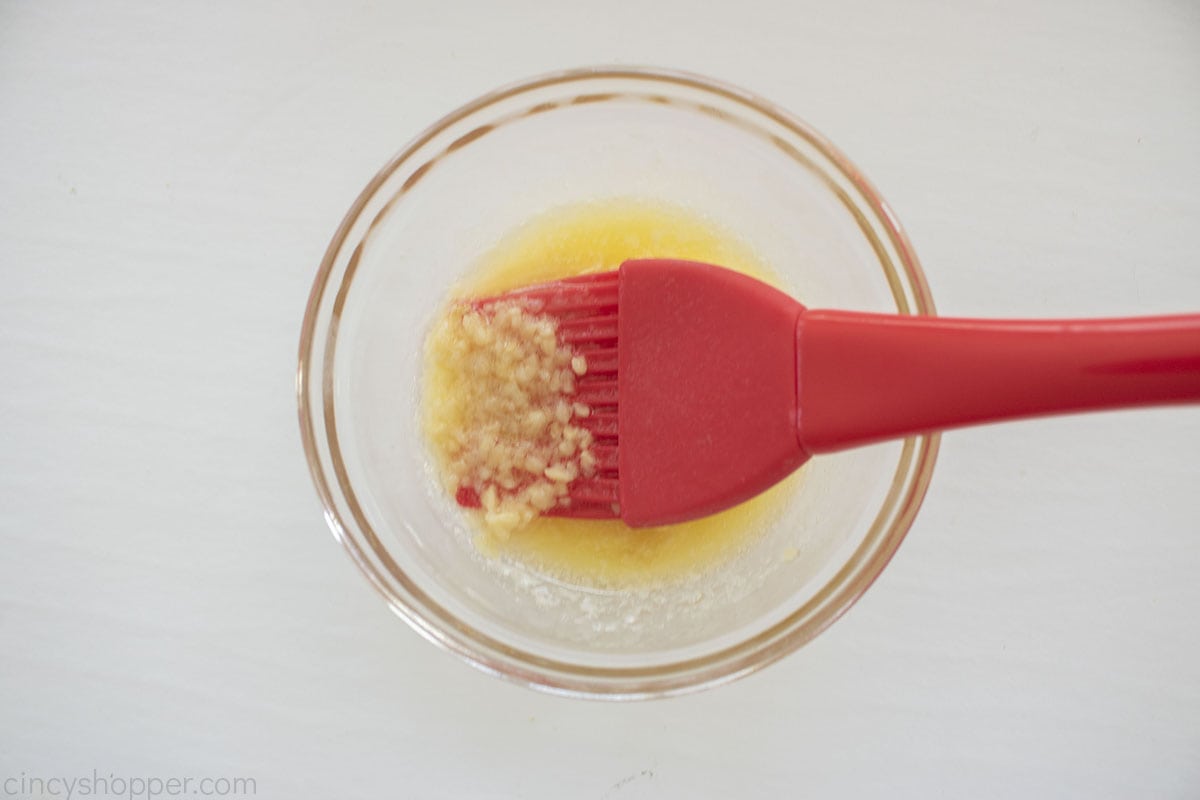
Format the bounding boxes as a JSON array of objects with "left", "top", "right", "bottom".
[{"left": 423, "top": 198, "right": 800, "bottom": 588}]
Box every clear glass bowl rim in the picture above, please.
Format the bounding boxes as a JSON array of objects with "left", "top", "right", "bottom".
[{"left": 297, "top": 65, "right": 940, "bottom": 699}]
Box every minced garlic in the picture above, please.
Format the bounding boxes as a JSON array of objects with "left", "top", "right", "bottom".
[{"left": 424, "top": 298, "right": 595, "bottom": 538}]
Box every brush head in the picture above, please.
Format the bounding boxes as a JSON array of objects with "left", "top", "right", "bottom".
[
  {"left": 465, "top": 270, "right": 623, "bottom": 519},
  {"left": 458, "top": 259, "right": 809, "bottom": 527}
]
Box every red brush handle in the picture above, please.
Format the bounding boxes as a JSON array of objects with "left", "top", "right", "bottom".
[{"left": 795, "top": 311, "right": 1200, "bottom": 454}]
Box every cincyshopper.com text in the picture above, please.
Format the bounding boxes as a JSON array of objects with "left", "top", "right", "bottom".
[{"left": 3, "top": 772, "right": 256, "bottom": 800}]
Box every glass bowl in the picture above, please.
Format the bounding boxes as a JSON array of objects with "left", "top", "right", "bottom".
[{"left": 297, "top": 67, "right": 938, "bottom": 698}]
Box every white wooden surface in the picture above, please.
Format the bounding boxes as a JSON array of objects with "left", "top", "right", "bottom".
[{"left": 3, "top": 1, "right": 1198, "bottom": 797}]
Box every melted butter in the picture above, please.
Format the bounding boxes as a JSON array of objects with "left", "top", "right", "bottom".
[{"left": 428, "top": 198, "right": 799, "bottom": 588}]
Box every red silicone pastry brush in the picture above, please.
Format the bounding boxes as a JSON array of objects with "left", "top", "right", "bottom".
[{"left": 468, "top": 259, "right": 1200, "bottom": 527}]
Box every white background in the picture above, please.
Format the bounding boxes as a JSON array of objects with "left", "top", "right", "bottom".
[{"left": 3, "top": 1, "right": 1199, "bottom": 797}]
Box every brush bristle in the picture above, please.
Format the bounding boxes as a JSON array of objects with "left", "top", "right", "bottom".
[{"left": 475, "top": 271, "right": 622, "bottom": 519}]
